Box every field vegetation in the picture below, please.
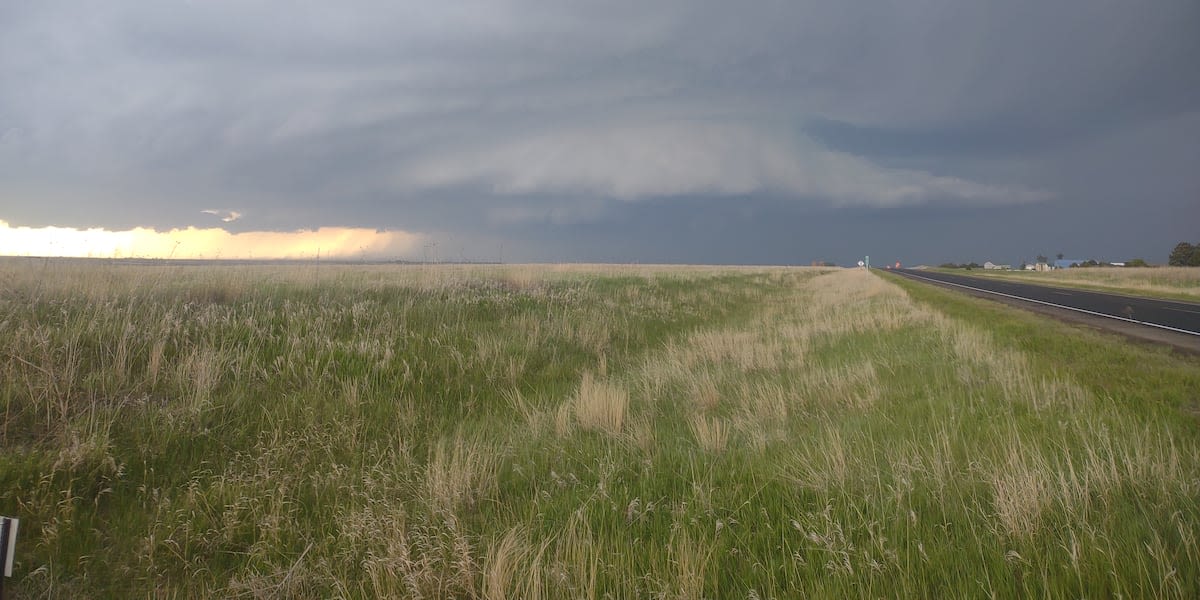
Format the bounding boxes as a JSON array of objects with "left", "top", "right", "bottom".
[
  {"left": 936, "top": 266, "right": 1200, "bottom": 302},
  {"left": 2, "top": 258, "right": 1199, "bottom": 598}
]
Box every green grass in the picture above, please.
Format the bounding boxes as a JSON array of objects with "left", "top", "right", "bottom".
[
  {"left": 888, "top": 271, "right": 1200, "bottom": 418},
  {"left": 2, "top": 260, "right": 1198, "bottom": 598}
]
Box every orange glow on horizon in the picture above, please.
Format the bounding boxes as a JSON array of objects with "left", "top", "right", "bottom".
[{"left": 0, "top": 220, "right": 425, "bottom": 260}]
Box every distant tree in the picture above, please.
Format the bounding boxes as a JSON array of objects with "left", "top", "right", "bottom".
[
  {"left": 1169, "top": 242, "right": 1195, "bottom": 266},
  {"left": 1191, "top": 247, "right": 1200, "bottom": 267},
  {"left": 1056, "top": 252, "right": 1065, "bottom": 261},
  {"left": 1036, "top": 254, "right": 1048, "bottom": 264},
  {"left": 1126, "top": 258, "right": 1149, "bottom": 267}
]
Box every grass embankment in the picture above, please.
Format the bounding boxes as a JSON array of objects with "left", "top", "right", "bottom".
[
  {"left": 933, "top": 266, "right": 1200, "bottom": 302},
  {"left": 2, "top": 260, "right": 1198, "bottom": 598}
]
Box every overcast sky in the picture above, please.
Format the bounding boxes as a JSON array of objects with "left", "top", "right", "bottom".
[{"left": 2, "top": 1, "right": 1198, "bottom": 264}]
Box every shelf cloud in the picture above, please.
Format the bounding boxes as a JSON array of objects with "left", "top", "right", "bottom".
[{"left": 400, "top": 121, "right": 1050, "bottom": 208}]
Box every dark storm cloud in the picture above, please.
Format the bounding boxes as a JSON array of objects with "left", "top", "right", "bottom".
[{"left": 1, "top": 1, "right": 1197, "bottom": 262}]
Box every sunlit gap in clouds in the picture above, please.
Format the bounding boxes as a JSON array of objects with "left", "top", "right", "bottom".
[{"left": 0, "top": 220, "right": 424, "bottom": 260}]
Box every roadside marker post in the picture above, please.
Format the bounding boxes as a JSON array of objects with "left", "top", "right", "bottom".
[{"left": 1, "top": 516, "right": 17, "bottom": 600}]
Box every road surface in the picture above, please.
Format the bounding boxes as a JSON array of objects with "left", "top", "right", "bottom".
[{"left": 887, "top": 268, "right": 1200, "bottom": 351}]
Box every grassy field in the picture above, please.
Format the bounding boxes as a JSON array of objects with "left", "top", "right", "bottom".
[
  {"left": 931, "top": 266, "right": 1200, "bottom": 302},
  {"left": 2, "top": 259, "right": 1199, "bottom": 598}
]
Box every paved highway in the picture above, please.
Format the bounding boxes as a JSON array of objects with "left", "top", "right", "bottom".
[{"left": 890, "top": 269, "right": 1200, "bottom": 337}]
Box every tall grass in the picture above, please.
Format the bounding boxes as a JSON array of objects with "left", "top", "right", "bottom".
[
  {"left": 569, "top": 372, "right": 628, "bottom": 436},
  {"left": 2, "top": 258, "right": 1198, "bottom": 598}
]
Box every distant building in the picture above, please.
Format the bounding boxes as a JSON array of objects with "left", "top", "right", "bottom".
[
  {"left": 983, "top": 261, "right": 1012, "bottom": 270},
  {"left": 1054, "top": 259, "right": 1084, "bottom": 269},
  {"left": 1035, "top": 262, "right": 1051, "bottom": 271}
]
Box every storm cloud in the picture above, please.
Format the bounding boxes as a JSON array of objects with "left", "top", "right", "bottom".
[{"left": 1, "top": 1, "right": 1197, "bottom": 263}]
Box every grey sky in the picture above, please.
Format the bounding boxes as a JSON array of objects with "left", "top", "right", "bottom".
[{"left": 1, "top": 0, "right": 1197, "bottom": 264}]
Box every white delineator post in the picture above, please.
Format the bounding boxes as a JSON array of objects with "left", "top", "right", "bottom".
[{"left": 1, "top": 516, "right": 17, "bottom": 599}]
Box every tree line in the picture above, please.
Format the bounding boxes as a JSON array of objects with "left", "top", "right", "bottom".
[
  {"left": 1169, "top": 242, "right": 1200, "bottom": 266},
  {"left": 937, "top": 242, "right": 1196, "bottom": 270}
]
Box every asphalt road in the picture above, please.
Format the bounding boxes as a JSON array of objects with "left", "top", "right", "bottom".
[{"left": 890, "top": 269, "right": 1200, "bottom": 337}]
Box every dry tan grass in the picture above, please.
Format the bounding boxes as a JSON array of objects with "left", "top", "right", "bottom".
[
  {"left": 624, "top": 268, "right": 920, "bottom": 465},
  {"left": 667, "top": 530, "right": 713, "bottom": 599},
  {"left": 687, "top": 371, "right": 722, "bottom": 411},
  {"left": 553, "top": 310, "right": 613, "bottom": 355},
  {"left": 991, "top": 447, "right": 1053, "bottom": 538},
  {"left": 622, "top": 413, "right": 657, "bottom": 454},
  {"left": 339, "top": 500, "right": 481, "bottom": 598},
  {"left": 688, "top": 415, "right": 730, "bottom": 453},
  {"left": 743, "top": 381, "right": 791, "bottom": 421},
  {"left": 801, "top": 268, "right": 923, "bottom": 337},
  {"left": 503, "top": 388, "right": 550, "bottom": 436},
  {"left": 687, "top": 328, "right": 783, "bottom": 372},
  {"left": 571, "top": 372, "right": 629, "bottom": 436},
  {"left": 483, "top": 526, "right": 552, "bottom": 600},
  {"left": 425, "top": 432, "right": 501, "bottom": 516},
  {"left": 484, "top": 528, "right": 537, "bottom": 597},
  {"left": 984, "top": 266, "right": 1200, "bottom": 299},
  {"left": 986, "top": 420, "right": 1200, "bottom": 540},
  {"left": 934, "top": 316, "right": 1093, "bottom": 411},
  {"left": 554, "top": 401, "right": 575, "bottom": 438},
  {"left": 176, "top": 347, "right": 227, "bottom": 413},
  {"left": 797, "top": 362, "right": 880, "bottom": 410},
  {"left": 52, "top": 412, "right": 119, "bottom": 477},
  {"left": 553, "top": 509, "right": 602, "bottom": 600},
  {"left": 787, "top": 428, "right": 855, "bottom": 491}
]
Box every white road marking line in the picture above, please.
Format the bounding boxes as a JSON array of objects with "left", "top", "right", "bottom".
[{"left": 895, "top": 272, "right": 1200, "bottom": 337}]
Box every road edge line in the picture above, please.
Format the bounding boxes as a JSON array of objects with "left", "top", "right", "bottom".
[{"left": 893, "top": 270, "right": 1200, "bottom": 337}]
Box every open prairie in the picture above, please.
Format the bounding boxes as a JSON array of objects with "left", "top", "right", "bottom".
[{"left": 2, "top": 259, "right": 1199, "bottom": 598}]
